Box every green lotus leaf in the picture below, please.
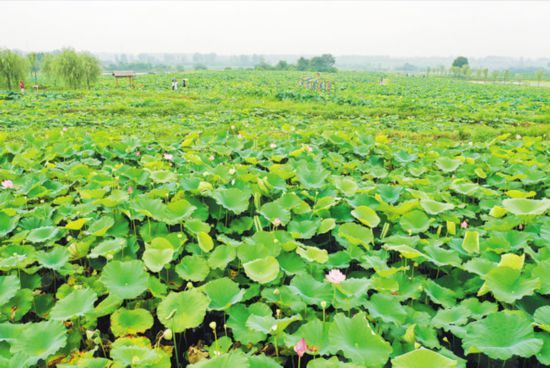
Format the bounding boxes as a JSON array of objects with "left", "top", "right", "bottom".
[
  {"left": 37, "top": 246, "right": 70, "bottom": 270},
  {"left": 436, "top": 157, "right": 462, "bottom": 172},
  {"left": 295, "top": 161, "right": 329, "bottom": 189},
  {"left": 317, "top": 218, "right": 336, "bottom": 234},
  {"left": 198, "top": 231, "right": 214, "bottom": 252},
  {"left": 157, "top": 289, "right": 209, "bottom": 332},
  {"left": 188, "top": 352, "right": 249, "bottom": 368},
  {"left": 260, "top": 201, "right": 291, "bottom": 226},
  {"left": 328, "top": 312, "right": 392, "bottom": 367},
  {"left": 420, "top": 199, "right": 454, "bottom": 215},
  {"left": 100, "top": 260, "right": 149, "bottom": 300},
  {"left": 462, "top": 311, "right": 543, "bottom": 360},
  {"left": 332, "top": 176, "right": 359, "bottom": 197},
  {"left": 461, "top": 231, "right": 479, "bottom": 254},
  {"left": 208, "top": 245, "right": 236, "bottom": 270},
  {"left": 110, "top": 336, "right": 171, "bottom": 367},
  {"left": 338, "top": 223, "right": 373, "bottom": 248},
  {"left": 203, "top": 277, "right": 245, "bottom": 310},
  {"left": 399, "top": 210, "right": 430, "bottom": 234},
  {"left": 163, "top": 199, "right": 196, "bottom": 223},
  {"left": 10, "top": 320, "right": 67, "bottom": 366},
  {"left": 227, "top": 303, "right": 272, "bottom": 345},
  {"left": 307, "top": 357, "right": 362, "bottom": 368},
  {"left": 291, "top": 318, "right": 330, "bottom": 355},
  {"left": 0, "top": 212, "right": 18, "bottom": 237},
  {"left": 394, "top": 150, "right": 417, "bottom": 163},
  {"left": 247, "top": 313, "right": 301, "bottom": 335},
  {"left": 537, "top": 333, "right": 550, "bottom": 365},
  {"left": 502, "top": 198, "right": 550, "bottom": 216},
  {"left": 0, "top": 275, "right": 20, "bottom": 306},
  {"left": 392, "top": 348, "right": 458, "bottom": 368},
  {"left": 243, "top": 256, "right": 279, "bottom": 284},
  {"left": 432, "top": 305, "right": 471, "bottom": 330},
  {"left": 86, "top": 216, "right": 114, "bottom": 236},
  {"left": 212, "top": 188, "right": 251, "bottom": 215},
  {"left": 89, "top": 238, "right": 126, "bottom": 259},
  {"left": 248, "top": 355, "right": 283, "bottom": 368},
  {"left": 296, "top": 245, "right": 328, "bottom": 264},
  {"left": 288, "top": 219, "right": 319, "bottom": 239},
  {"left": 351, "top": 206, "right": 380, "bottom": 227},
  {"left": 289, "top": 274, "right": 332, "bottom": 305},
  {"left": 143, "top": 237, "right": 174, "bottom": 272},
  {"left": 480, "top": 267, "right": 539, "bottom": 304},
  {"left": 26, "top": 226, "right": 59, "bottom": 243},
  {"left": 111, "top": 308, "right": 154, "bottom": 337},
  {"left": 460, "top": 298, "right": 498, "bottom": 319},
  {"left": 365, "top": 293, "right": 408, "bottom": 325},
  {"left": 150, "top": 170, "right": 177, "bottom": 183},
  {"left": 534, "top": 306, "right": 550, "bottom": 332},
  {"left": 175, "top": 255, "right": 210, "bottom": 281},
  {"left": 50, "top": 287, "right": 97, "bottom": 320}
]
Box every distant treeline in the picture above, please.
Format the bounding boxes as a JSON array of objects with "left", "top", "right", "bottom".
[
  {"left": 0, "top": 48, "right": 101, "bottom": 89},
  {"left": 255, "top": 54, "right": 337, "bottom": 72}
]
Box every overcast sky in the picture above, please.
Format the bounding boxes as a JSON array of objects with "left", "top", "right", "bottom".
[{"left": 1, "top": 1, "right": 549, "bottom": 58}]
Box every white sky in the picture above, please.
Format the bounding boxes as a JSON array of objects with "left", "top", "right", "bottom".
[{"left": 1, "top": 1, "right": 549, "bottom": 58}]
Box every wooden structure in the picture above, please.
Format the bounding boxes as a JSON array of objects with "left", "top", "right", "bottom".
[
  {"left": 112, "top": 71, "right": 136, "bottom": 87},
  {"left": 299, "top": 75, "right": 333, "bottom": 93}
]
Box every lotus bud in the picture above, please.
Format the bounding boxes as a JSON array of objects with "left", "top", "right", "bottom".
[
  {"left": 237, "top": 133, "right": 243, "bottom": 139},
  {"left": 132, "top": 356, "right": 140, "bottom": 365},
  {"left": 209, "top": 155, "right": 215, "bottom": 161},
  {"left": 186, "top": 282, "right": 194, "bottom": 289},
  {"left": 106, "top": 253, "right": 114, "bottom": 260},
  {"left": 66, "top": 235, "right": 73, "bottom": 241},
  {"left": 209, "top": 321, "right": 217, "bottom": 330},
  {"left": 229, "top": 168, "right": 236, "bottom": 175},
  {"left": 273, "top": 288, "right": 280, "bottom": 295},
  {"left": 231, "top": 125, "right": 236, "bottom": 130},
  {"left": 40, "top": 199, "right": 44, "bottom": 203},
  {"left": 270, "top": 143, "right": 277, "bottom": 149},
  {"left": 321, "top": 301, "right": 327, "bottom": 309},
  {"left": 276, "top": 309, "right": 281, "bottom": 318},
  {"left": 271, "top": 325, "right": 277, "bottom": 332},
  {"left": 163, "top": 329, "right": 173, "bottom": 340},
  {"left": 177, "top": 233, "right": 183, "bottom": 239},
  {"left": 272, "top": 218, "right": 282, "bottom": 227}
]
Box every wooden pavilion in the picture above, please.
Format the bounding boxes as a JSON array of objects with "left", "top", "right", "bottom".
[{"left": 112, "top": 71, "right": 136, "bottom": 87}]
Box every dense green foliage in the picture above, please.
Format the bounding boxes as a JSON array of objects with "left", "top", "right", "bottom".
[
  {"left": 41, "top": 49, "right": 102, "bottom": 89},
  {"left": 0, "top": 50, "right": 29, "bottom": 90},
  {"left": 0, "top": 71, "right": 549, "bottom": 368}
]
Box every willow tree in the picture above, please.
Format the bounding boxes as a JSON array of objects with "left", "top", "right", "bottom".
[
  {"left": 44, "top": 49, "right": 102, "bottom": 89},
  {"left": 0, "top": 49, "right": 29, "bottom": 89}
]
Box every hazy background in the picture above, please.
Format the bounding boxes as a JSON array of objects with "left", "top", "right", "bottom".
[{"left": 1, "top": 1, "right": 549, "bottom": 70}]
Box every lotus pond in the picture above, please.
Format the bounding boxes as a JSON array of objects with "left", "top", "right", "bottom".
[{"left": 0, "top": 71, "right": 549, "bottom": 368}]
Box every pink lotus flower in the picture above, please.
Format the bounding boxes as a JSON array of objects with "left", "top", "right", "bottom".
[
  {"left": 62, "top": 127, "right": 68, "bottom": 132},
  {"left": 135, "top": 151, "right": 141, "bottom": 157},
  {"left": 272, "top": 218, "right": 282, "bottom": 227},
  {"left": 1, "top": 180, "right": 14, "bottom": 189},
  {"left": 294, "top": 338, "right": 307, "bottom": 358},
  {"left": 128, "top": 186, "right": 133, "bottom": 194},
  {"left": 163, "top": 153, "right": 173, "bottom": 161},
  {"left": 270, "top": 143, "right": 277, "bottom": 149},
  {"left": 460, "top": 220, "right": 468, "bottom": 229},
  {"left": 326, "top": 269, "right": 346, "bottom": 284}
]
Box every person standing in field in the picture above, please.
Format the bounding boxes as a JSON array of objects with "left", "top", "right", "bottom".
[
  {"left": 171, "top": 78, "right": 178, "bottom": 91},
  {"left": 19, "top": 80, "right": 25, "bottom": 94}
]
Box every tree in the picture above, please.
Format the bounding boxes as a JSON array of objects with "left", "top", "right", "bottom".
[
  {"left": 0, "top": 49, "right": 29, "bottom": 89},
  {"left": 452, "top": 56, "right": 469, "bottom": 68},
  {"left": 27, "top": 52, "right": 45, "bottom": 84},
  {"left": 310, "top": 54, "right": 336, "bottom": 72},
  {"left": 275, "top": 60, "right": 289, "bottom": 70},
  {"left": 43, "top": 49, "right": 102, "bottom": 89},
  {"left": 296, "top": 57, "right": 310, "bottom": 71},
  {"left": 80, "top": 52, "right": 102, "bottom": 89},
  {"left": 535, "top": 68, "right": 545, "bottom": 86}
]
